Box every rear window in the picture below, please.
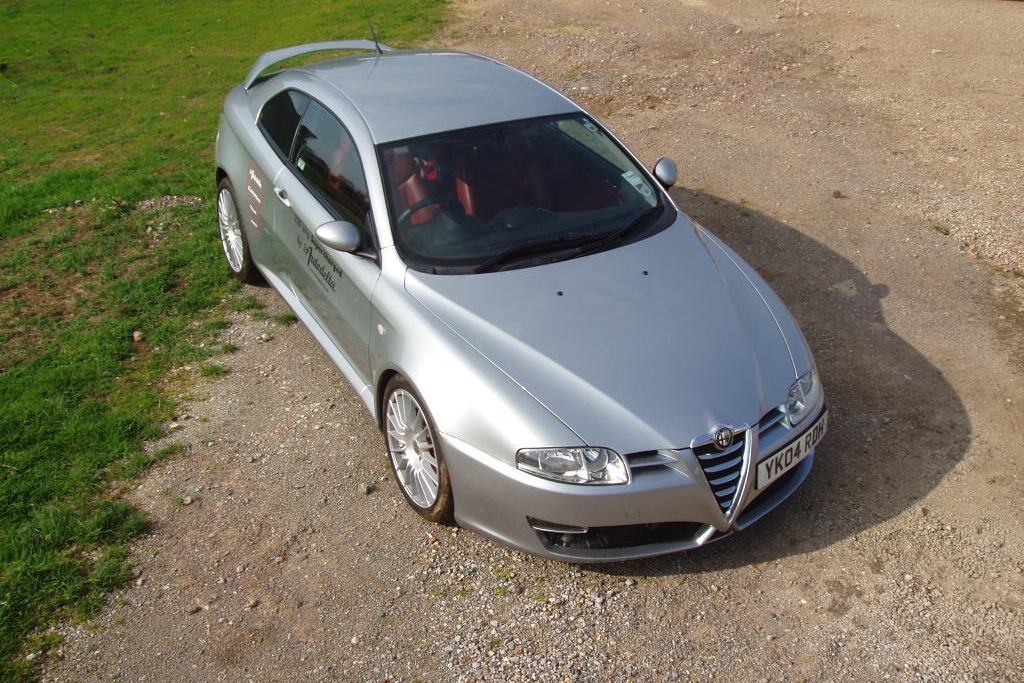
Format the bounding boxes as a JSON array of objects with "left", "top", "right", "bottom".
[{"left": 258, "top": 90, "right": 310, "bottom": 158}]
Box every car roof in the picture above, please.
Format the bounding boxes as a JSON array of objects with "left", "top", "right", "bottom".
[{"left": 296, "top": 50, "right": 579, "bottom": 144}]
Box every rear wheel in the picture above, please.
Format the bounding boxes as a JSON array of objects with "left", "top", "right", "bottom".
[
  {"left": 382, "top": 376, "right": 454, "bottom": 524},
  {"left": 217, "top": 178, "right": 261, "bottom": 284}
]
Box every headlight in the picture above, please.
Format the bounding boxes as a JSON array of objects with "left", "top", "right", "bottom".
[
  {"left": 786, "top": 369, "right": 819, "bottom": 426},
  {"left": 516, "top": 447, "right": 628, "bottom": 485}
]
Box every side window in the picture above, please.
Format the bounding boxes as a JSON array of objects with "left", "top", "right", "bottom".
[
  {"left": 292, "top": 101, "right": 372, "bottom": 245},
  {"left": 258, "top": 90, "right": 310, "bottom": 158}
]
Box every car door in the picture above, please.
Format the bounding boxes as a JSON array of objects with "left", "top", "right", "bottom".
[
  {"left": 250, "top": 89, "right": 311, "bottom": 279},
  {"left": 272, "top": 99, "right": 381, "bottom": 383}
]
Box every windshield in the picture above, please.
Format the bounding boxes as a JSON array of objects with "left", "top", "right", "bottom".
[{"left": 379, "top": 114, "right": 671, "bottom": 273}]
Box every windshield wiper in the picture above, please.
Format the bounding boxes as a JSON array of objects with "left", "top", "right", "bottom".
[
  {"left": 575, "top": 205, "right": 661, "bottom": 258},
  {"left": 473, "top": 233, "right": 607, "bottom": 273}
]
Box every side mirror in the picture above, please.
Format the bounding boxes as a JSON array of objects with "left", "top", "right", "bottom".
[
  {"left": 315, "top": 220, "right": 360, "bottom": 253},
  {"left": 653, "top": 157, "right": 678, "bottom": 189}
]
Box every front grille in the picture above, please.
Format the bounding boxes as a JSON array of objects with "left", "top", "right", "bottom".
[
  {"left": 693, "top": 431, "right": 746, "bottom": 513},
  {"left": 757, "top": 406, "right": 790, "bottom": 455},
  {"left": 758, "top": 406, "right": 786, "bottom": 435},
  {"left": 624, "top": 450, "right": 676, "bottom": 475},
  {"left": 623, "top": 407, "right": 791, "bottom": 506}
]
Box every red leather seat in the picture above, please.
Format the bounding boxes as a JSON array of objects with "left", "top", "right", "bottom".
[
  {"left": 389, "top": 150, "right": 447, "bottom": 224},
  {"left": 385, "top": 148, "right": 478, "bottom": 225}
]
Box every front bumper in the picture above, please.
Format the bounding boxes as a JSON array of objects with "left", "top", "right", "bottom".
[{"left": 443, "top": 404, "right": 826, "bottom": 563}]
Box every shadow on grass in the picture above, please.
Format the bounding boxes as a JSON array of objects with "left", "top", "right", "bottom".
[{"left": 594, "top": 188, "right": 971, "bottom": 576}]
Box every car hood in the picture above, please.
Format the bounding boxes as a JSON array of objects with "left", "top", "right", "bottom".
[{"left": 404, "top": 214, "right": 804, "bottom": 454}]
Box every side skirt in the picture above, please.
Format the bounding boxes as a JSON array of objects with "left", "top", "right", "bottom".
[{"left": 255, "top": 264, "right": 376, "bottom": 419}]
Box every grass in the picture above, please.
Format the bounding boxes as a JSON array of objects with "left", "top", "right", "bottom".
[
  {"left": 271, "top": 312, "right": 299, "bottom": 326},
  {"left": 198, "top": 363, "right": 229, "bottom": 379},
  {"left": 0, "top": 1, "right": 448, "bottom": 679},
  {"left": 230, "top": 295, "right": 263, "bottom": 312}
]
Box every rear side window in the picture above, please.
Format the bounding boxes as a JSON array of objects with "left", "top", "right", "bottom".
[
  {"left": 258, "top": 90, "right": 310, "bottom": 158},
  {"left": 292, "top": 101, "right": 371, "bottom": 240}
]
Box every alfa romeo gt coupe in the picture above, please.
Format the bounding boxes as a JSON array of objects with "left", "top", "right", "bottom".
[{"left": 214, "top": 40, "right": 827, "bottom": 562}]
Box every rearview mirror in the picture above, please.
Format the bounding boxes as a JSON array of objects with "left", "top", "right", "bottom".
[
  {"left": 653, "top": 157, "right": 678, "bottom": 189},
  {"left": 315, "top": 220, "right": 360, "bottom": 253}
]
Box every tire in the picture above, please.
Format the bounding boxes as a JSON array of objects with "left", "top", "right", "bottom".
[
  {"left": 382, "top": 376, "right": 454, "bottom": 524},
  {"left": 217, "top": 177, "right": 262, "bottom": 284}
]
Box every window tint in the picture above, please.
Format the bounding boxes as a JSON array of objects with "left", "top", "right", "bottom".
[
  {"left": 554, "top": 118, "right": 638, "bottom": 171},
  {"left": 258, "top": 90, "right": 310, "bottom": 157},
  {"left": 380, "top": 114, "right": 664, "bottom": 273},
  {"left": 293, "top": 101, "right": 371, "bottom": 241}
]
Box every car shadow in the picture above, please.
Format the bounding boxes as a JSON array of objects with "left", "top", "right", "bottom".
[{"left": 592, "top": 188, "right": 971, "bottom": 576}]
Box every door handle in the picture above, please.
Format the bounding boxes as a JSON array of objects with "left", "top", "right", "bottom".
[{"left": 274, "top": 186, "right": 290, "bottom": 207}]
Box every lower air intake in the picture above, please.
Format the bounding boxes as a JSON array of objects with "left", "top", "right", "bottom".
[{"left": 538, "top": 522, "right": 704, "bottom": 550}]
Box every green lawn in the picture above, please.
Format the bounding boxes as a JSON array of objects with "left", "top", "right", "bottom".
[{"left": 0, "top": 1, "right": 447, "bottom": 678}]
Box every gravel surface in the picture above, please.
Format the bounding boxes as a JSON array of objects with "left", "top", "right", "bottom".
[{"left": 43, "top": 1, "right": 1024, "bottom": 681}]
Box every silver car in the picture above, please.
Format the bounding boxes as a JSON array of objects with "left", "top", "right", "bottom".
[{"left": 215, "top": 41, "right": 827, "bottom": 562}]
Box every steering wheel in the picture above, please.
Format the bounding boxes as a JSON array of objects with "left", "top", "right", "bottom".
[{"left": 397, "top": 194, "right": 464, "bottom": 226}]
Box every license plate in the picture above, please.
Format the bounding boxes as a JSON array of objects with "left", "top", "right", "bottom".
[{"left": 756, "top": 410, "right": 828, "bottom": 490}]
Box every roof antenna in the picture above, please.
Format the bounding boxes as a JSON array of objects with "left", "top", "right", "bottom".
[{"left": 359, "top": 0, "right": 384, "bottom": 55}]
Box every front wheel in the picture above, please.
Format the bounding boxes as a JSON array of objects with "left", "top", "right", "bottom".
[
  {"left": 217, "top": 178, "right": 262, "bottom": 284},
  {"left": 382, "top": 376, "right": 454, "bottom": 524}
]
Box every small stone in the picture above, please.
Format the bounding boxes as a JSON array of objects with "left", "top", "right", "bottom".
[
  {"left": 351, "top": 636, "right": 361, "bottom": 645},
  {"left": 132, "top": 330, "right": 145, "bottom": 342},
  {"left": 182, "top": 496, "right": 194, "bottom": 506},
  {"left": 625, "top": 578, "right": 635, "bottom": 587},
  {"left": 260, "top": 333, "right": 272, "bottom": 342},
  {"left": 361, "top": 482, "right": 375, "bottom": 495},
  {"left": 245, "top": 598, "right": 259, "bottom": 610},
  {"left": 187, "top": 605, "right": 201, "bottom": 615}
]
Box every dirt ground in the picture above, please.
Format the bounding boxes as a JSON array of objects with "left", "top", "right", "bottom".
[{"left": 43, "top": 1, "right": 1024, "bottom": 681}]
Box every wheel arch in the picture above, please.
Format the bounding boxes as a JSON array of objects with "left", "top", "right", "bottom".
[{"left": 375, "top": 368, "right": 401, "bottom": 432}]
